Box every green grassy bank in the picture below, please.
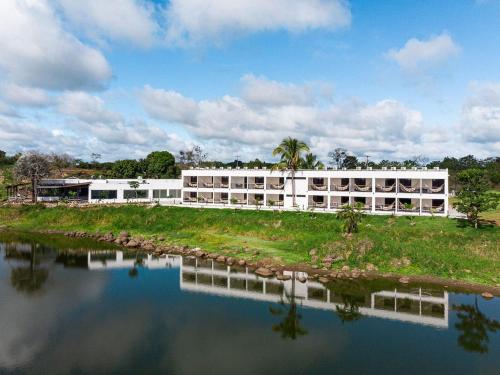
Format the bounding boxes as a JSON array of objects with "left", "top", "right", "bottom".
[{"left": 0, "top": 204, "right": 498, "bottom": 286}]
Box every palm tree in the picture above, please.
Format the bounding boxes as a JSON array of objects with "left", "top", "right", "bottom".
[
  {"left": 272, "top": 137, "right": 310, "bottom": 207},
  {"left": 269, "top": 272, "right": 308, "bottom": 340},
  {"left": 301, "top": 153, "right": 324, "bottom": 169}
]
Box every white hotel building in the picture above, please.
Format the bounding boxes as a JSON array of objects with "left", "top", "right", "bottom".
[{"left": 181, "top": 167, "right": 449, "bottom": 216}]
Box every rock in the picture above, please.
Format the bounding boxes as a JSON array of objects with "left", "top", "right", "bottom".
[
  {"left": 322, "top": 256, "right": 333, "bottom": 263},
  {"left": 311, "top": 255, "right": 319, "bottom": 263},
  {"left": 119, "top": 231, "right": 129, "bottom": 238},
  {"left": 276, "top": 274, "right": 291, "bottom": 281},
  {"left": 464, "top": 269, "right": 471, "bottom": 273},
  {"left": 125, "top": 240, "right": 138, "bottom": 248},
  {"left": 195, "top": 250, "right": 205, "bottom": 258},
  {"left": 114, "top": 238, "right": 122, "bottom": 244},
  {"left": 366, "top": 263, "right": 377, "bottom": 272},
  {"left": 238, "top": 259, "right": 246, "bottom": 266},
  {"left": 318, "top": 277, "right": 329, "bottom": 284},
  {"left": 309, "top": 248, "right": 317, "bottom": 256},
  {"left": 329, "top": 271, "right": 338, "bottom": 278},
  {"left": 341, "top": 265, "right": 350, "bottom": 272},
  {"left": 399, "top": 276, "right": 410, "bottom": 284},
  {"left": 208, "top": 253, "right": 219, "bottom": 259},
  {"left": 216, "top": 255, "right": 226, "bottom": 263},
  {"left": 226, "top": 257, "right": 234, "bottom": 266},
  {"left": 298, "top": 276, "right": 307, "bottom": 283},
  {"left": 255, "top": 267, "right": 273, "bottom": 277},
  {"left": 323, "top": 262, "right": 332, "bottom": 268},
  {"left": 481, "top": 292, "right": 494, "bottom": 299},
  {"left": 143, "top": 243, "right": 155, "bottom": 251}
]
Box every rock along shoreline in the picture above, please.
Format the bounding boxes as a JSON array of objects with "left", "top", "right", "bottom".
[{"left": 28, "top": 228, "right": 500, "bottom": 297}]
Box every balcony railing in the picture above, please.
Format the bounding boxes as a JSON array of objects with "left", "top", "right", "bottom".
[
  {"left": 330, "top": 183, "right": 349, "bottom": 191},
  {"left": 231, "top": 183, "right": 247, "bottom": 189},
  {"left": 184, "top": 182, "right": 198, "bottom": 188},
  {"left": 422, "top": 184, "right": 445, "bottom": 194},
  {"left": 214, "top": 182, "right": 229, "bottom": 188},
  {"left": 353, "top": 184, "right": 372, "bottom": 192},
  {"left": 398, "top": 183, "right": 420, "bottom": 194},
  {"left": 248, "top": 183, "right": 265, "bottom": 189}
]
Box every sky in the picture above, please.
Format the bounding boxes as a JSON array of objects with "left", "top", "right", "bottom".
[{"left": 0, "top": 0, "right": 499, "bottom": 163}]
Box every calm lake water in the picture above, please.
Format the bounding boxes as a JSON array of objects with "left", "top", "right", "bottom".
[{"left": 0, "top": 232, "right": 499, "bottom": 375}]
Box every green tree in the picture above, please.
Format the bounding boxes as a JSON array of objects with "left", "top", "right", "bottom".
[
  {"left": 342, "top": 155, "right": 359, "bottom": 169},
  {"left": 145, "top": 151, "right": 177, "bottom": 178},
  {"left": 453, "top": 297, "right": 500, "bottom": 353},
  {"left": 455, "top": 169, "right": 498, "bottom": 228},
  {"left": 337, "top": 203, "right": 364, "bottom": 234},
  {"left": 269, "top": 272, "right": 307, "bottom": 340},
  {"left": 10, "top": 246, "right": 49, "bottom": 294},
  {"left": 111, "top": 159, "right": 141, "bottom": 178},
  {"left": 328, "top": 148, "right": 347, "bottom": 168},
  {"left": 128, "top": 180, "right": 140, "bottom": 199},
  {"left": 272, "top": 137, "right": 310, "bottom": 207},
  {"left": 301, "top": 153, "right": 324, "bottom": 169}
]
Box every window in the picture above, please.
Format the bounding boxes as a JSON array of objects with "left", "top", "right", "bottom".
[
  {"left": 168, "top": 189, "right": 181, "bottom": 198},
  {"left": 221, "top": 192, "right": 228, "bottom": 200},
  {"left": 124, "top": 190, "right": 148, "bottom": 199},
  {"left": 221, "top": 176, "right": 229, "bottom": 184},
  {"left": 312, "top": 178, "right": 324, "bottom": 185},
  {"left": 255, "top": 177, "right": 264, "bottom": 184},
  {"left": 313, "top": 195, "right": 325, "bottom": 203},
  {"left": 153, "top": 189, "right": 168, "bottom": 199},
  {"left": 91, "top": 190, "right": 117, "bottom": 200}
]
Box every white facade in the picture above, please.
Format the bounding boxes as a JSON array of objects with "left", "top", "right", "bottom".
[
  {"left": 181, "top": 167, "right": 449, "bottom": 216},
  {"left": 37, "top": 178, "right": 182, "bottom": 204}
]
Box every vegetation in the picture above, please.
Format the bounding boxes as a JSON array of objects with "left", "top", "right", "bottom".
[
  {"left": 455, "top": 169, "right": 499, "bottom": 228},
  {"left": 337, "top": 204, "right": 364, "bottom": 234},
  {"left": 272, "top": 137, "right": 310, "bottom": 207},
  {"left": 13, "top": 152, "right": 51, "bottom": 202},
  {"left": 0, "top": 205, "right": 498, "bottom": 286}
]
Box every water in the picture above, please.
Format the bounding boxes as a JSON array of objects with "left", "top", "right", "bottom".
[{"left": 0, "top": 232, "right": 499, "bottom": 374}]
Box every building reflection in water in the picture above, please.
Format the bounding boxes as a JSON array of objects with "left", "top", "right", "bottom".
[{"left": 85, "top": 251, "right": 449, "bottom": 328}]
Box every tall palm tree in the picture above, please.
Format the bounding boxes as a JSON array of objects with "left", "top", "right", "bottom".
[
  {"left": 301, "top": 153, "right": 324, "bottom": 169},
  {"left": 272, "top": 137, "right": 310, "bottom": 207}
]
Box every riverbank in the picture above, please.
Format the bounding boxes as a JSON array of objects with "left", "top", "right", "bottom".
[{"left": 0, "top": 204, "right": 498, "bottom": 288}]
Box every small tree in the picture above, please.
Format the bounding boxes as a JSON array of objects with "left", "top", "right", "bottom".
[
  {"left": 128, "top": 180, "right": 140, "bottom": 200},
  {"left": 13, "top": 152, "right": 51, "bottom": 202},
  {"left": 403, "top": 203, "right": 416, "bottom": 224},
  {"left": 337, "top": 203, "right": 364, "bottom": 234},
  {"left": 455, "top": 169, "right": 498, "bottom": 228}
]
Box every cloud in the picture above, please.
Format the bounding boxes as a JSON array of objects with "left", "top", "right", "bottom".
[
  {"left": 58, "top": 91, "right": 121, "bottom": 124},
  {"left": 1, "top": 84, "right": 53, "bottom": 107},
  {"left": 55, "top": 0, "right": 159, "bottom": 48},
  {"left": 459, "top": 82, "right": 500, "bottom": 148},
  {"left": 164, "top": 0, "right": 351, "bottom": 46},
  {"left": 386, "top": 32, "right": 461, "bottom": 72},
  {"left": 0, "top": 0, "right": 111, "bottom": 90},
  {"left": 140, "top": 76, "right": 431, "bottom": 160}
]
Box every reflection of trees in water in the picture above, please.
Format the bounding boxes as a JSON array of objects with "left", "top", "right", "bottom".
[
  {"left": 270, "top": 272, "right": 308, "bottom": 340},
  {"left": 453, "top": 296, "right": 500, "bottom": 354},
  {"left": 335, "top": 294, "right": 363, "bottom": 324},
  {"left": 10, "top": 245, "right": 49, "bottom": 294},
  {"left": 128, "top": 252, "right": 144, "bottom": 278}
]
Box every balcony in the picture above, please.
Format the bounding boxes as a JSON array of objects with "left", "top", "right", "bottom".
[
  {"left": 267, "top": 177, "right": 284, "bottom": 190},
  {"left": 308, "top": 177, "right": 328, "bottom": 191},
  {"left": 375, "top": 178, "right": 396, "bottom": 193},
  {"left": 422, "top": 199, "right": 445, "bottom": 213},
  {"left": 308, "top": 195, "right": 327, "bottom": 209},
  {"left": 214, "top": 192, "right": 229, "bottom": 204},
  {"left": 375, "top": 197, "right": 396, "bottom": 212},
  {"left": 248, "top": 176, "right": 265, "bottom": 190},
  {"left": 197, "top": 192, "right": 214, "bottom": 203},
  {"left": 230, "top": 192, "right": 247, "bottom": 205},
  {"left": 231, "top": 177, "right": 247, "bottom": 189},
  {"left": 353, "top": 178, "right": 372, "bottom": 192},
  {"left": 330, "top": 196, "right": 350, "bottom": 210},
  {"left": 397, "top": 198, "right": 420, "bottom": 212},
  {"left": 183, "top": 176, "right": 198, "bottom": 188},
  {"left": 422, "top": 179, "right": 445, "bottom": 194},
  {"left": 398, "top": 179, "right": 420, "bottom": 194},
  {"left": 198, "top": 176, "right": 214, "bottom": 188},
  {"left": 352, "top": 197, "right": 372, "bottom": 211},
  {"left": 183, "top": 192, "right": 197, "bottom": 203},
  {"left": 214, "top": 176, "right": 229, "bottom": 189},
  {"left": 330, "top": 178, "right": 350, "bottom": 192},
  {"left": 266, "top": 193, "right": 284, "bottom": 207}
]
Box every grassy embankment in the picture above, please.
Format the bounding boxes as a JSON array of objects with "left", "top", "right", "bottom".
[{"left": 0, "top": 204, "right": 498, "bottom": 286}]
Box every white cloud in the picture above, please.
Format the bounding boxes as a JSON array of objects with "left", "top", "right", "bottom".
[
  {"left": 386, "top": 32, "right": 461, "bottom": 71},
  {"left": 0, "top": 0, "right": 111, "bottom": 90},
  {"left": 164, "top": 0, "right": 351, "bottom": 46},
  {"left": 1, "top": 84, "right": 53, "bottom": 107},
  {"left": 58, "top": 91, "right": 121, "bottom": 124},
  {"left": 140, "top": 76, "right": 431, "bottom": 160},
  {"left": 55, "top": 0, "right": 159, "bottom": 48},
  {"left": 459, "top": 82, "right": 500, "bottom": 147}
]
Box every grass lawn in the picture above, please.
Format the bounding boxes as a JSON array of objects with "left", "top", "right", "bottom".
[{"left": 0, "top": 204, "right": 498, "bottom": 286}]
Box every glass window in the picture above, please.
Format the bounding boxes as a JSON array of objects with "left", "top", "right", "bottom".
[
  {"left": 91, "top": 190, "right": 117, "bottom": 200},
  {"left": 153, "top": 189, "right": 168, "bottom": 198},
  {"left": 124, "top": 190, "right": 148, "bottom": 199},
  {"left": 168, "top": 189, "right": 181, "bottom": 198}
]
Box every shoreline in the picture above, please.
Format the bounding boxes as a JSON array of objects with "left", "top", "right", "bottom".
[{"left": 4, "top": 227, "right": 499, "bottom": 296}]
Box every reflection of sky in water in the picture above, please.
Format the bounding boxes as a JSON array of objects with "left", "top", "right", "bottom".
[{"left": 0, "top": 239, "right": 499, "bottom": 375}]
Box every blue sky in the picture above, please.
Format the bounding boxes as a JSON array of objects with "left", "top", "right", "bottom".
[{"left": 0, "top": 0, "right": 499, "bottom": 162}]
